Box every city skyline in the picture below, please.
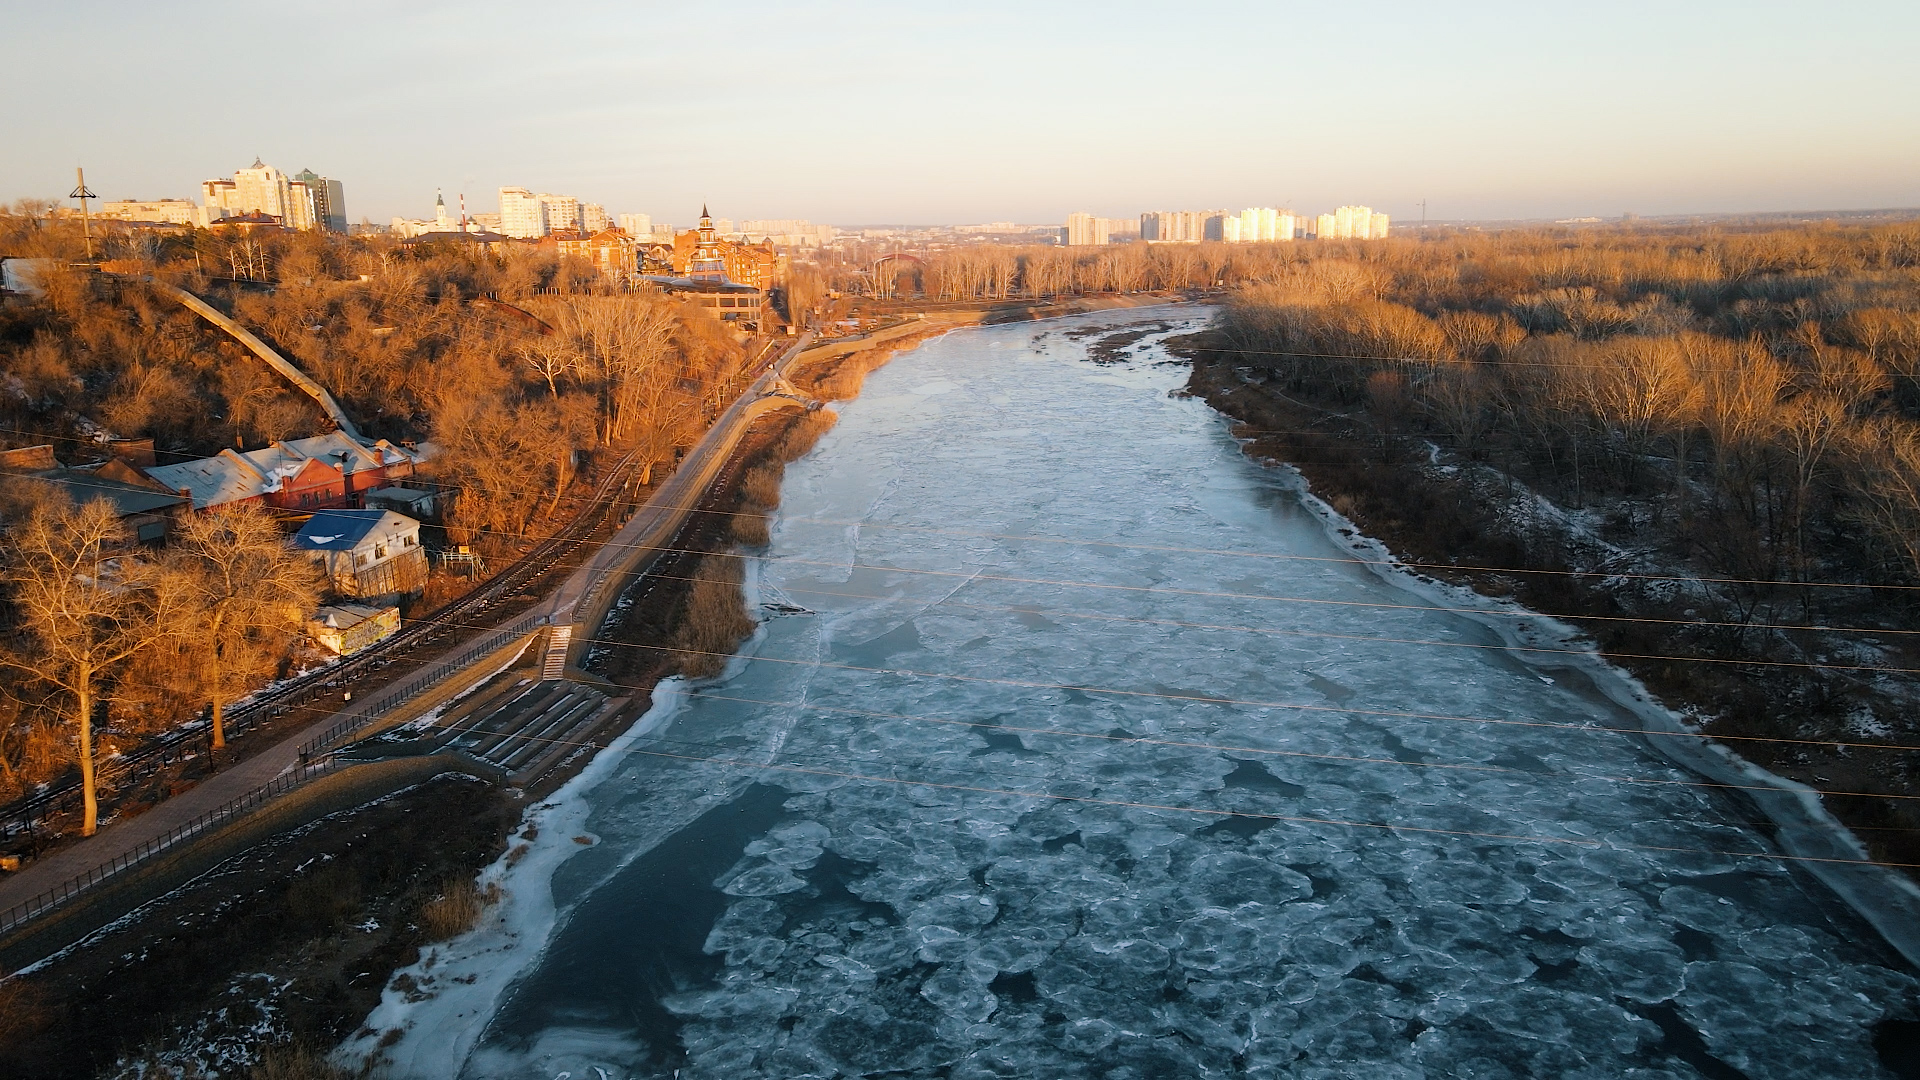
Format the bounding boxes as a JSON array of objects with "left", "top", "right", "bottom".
[{"left": 2, "top": 1, "right": 1917, "bottom": 224}]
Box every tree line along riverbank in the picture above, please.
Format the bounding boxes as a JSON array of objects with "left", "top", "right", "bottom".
[
  {"left": 0, "top": 311, "right": 946, "bottom": 1078},
  {"left": 1176, "top": 222, "right": 1920, "bottom": 873}
]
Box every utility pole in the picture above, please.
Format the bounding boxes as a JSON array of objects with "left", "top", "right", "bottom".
[
  {"left": 1419, "top": 199, "right": 1428, "bottom": 227},
  {"left": 70, "top": 167, "right": 97, "bottom": 260}
]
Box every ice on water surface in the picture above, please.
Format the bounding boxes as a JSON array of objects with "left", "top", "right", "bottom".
[{"left": 449, "top": 309, "right": 1917, "bottom": 1078}]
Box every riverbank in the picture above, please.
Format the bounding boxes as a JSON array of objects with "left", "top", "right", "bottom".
[
  {"left": 333, "top": 306, "right": 1920, "bottom": 1079},
  {"left": 0, "top": 322, "right": 946, "bottom": 1076},
  {"left": 0, "top": 774, "right": 515, "bottom": 1079},
  {"left": 1180, "top": 340, "right": 1920, "bottom": 877}
]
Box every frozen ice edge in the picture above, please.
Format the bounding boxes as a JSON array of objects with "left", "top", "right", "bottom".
[
  {"left": 337, "top": 679, "right": 695, "bottom": 1077},
  {"left": 1263, "top": 455, "right": 1920, "bottom": 969},
  {"left": 337, "top": 540, "right": 793, "bottom": 1075}
]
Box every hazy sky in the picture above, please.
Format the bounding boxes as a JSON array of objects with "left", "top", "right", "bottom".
[{"left": 5, "top": 0, "right": 1916, "bottom": 225}]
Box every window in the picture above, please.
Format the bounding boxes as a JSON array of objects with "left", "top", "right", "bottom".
[
  {"left": 404, "top": 535, "right": 417, "bottom": 548},
  {"left": 375, "top": 543, "right": 388, "bottom": 559},
  {"left": 356, "top": 553, "right": 369, "bottom": 567}
]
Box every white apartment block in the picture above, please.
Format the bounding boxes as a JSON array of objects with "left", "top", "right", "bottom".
[
  {"left": 232, "top": 160, "right": 291, "bottom": 220},
  {"left": 197, "top": 159, "right": 342, "bottom": 231},
  {"left": 539, "top": 194, "right": 581, "bottom": 233},
  {"left": 619, "top": 213, "right": 652, "bottom": 237},
  {"left": 1314, "top": 205, "right": 1388, "bottom": 240},
  {"left": 1140, "top": 210, "right": 1223, "bottom": 243},
  {"left": 1231, "top": 207, "right": 1294, "bottom": 243},
  {"left": 1064, "top": 212, "right": 1109, "bottom": 247},
  {"left": 581, "top": 203, "right": 610, "bottom": 233},
  {"left": 499, "top": 187, "right": 546, "bottom": 238}
]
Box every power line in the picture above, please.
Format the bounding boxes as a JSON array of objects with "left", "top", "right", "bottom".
[
  {"left": 380, "top": 698, "right": 1920, "bottom": 843},
  {"left": 450, "top": 731, "right": 1920, "bottom": 871},
  {"left": 1157, "top": 339, "right": 1901, "bottom": 375},
  {"left": 447, "top": 616, "right": 1920, "bottom": 755},
  {"left": 10, "top": 445, "right": 1920, "bottom": 670},
  {"left": 74, "top": 653, "right": 1920, "bottom": 837},
  {"left": 636, "top": 682, "right": 1920, "bottom": 808},
  {"left": 652, "top": 568, "right": 1919, "bottom": 673},
  {"left": 11, "top": 411, "right": 1914, "bottom": 622},
  {"left": 539, "top": 539, "right": 1920, "bottom": 676}
]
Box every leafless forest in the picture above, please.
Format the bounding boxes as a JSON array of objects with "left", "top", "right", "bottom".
[
  {"left": 6, "top": 207, "right": 1920, "bottom": 845},
  {"left": 0, "top": 209, "right": 750, "bottom": 817},
  {"left": 1205, "top": 225, "right": 1920, "bottom": 595},
  {"left": 1180, "top": 223, "right": 1920, "bottom": 860}
]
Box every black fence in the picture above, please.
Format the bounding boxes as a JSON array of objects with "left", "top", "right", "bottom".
[
  {"left": 0, "top": 614, "right": 544, "bottom": 939},
  {"left": 298, "top": 614, "right": 544, "bottom": 762},
  {"left": 0, "top": 757, "right": 341, "bottom": 938}
]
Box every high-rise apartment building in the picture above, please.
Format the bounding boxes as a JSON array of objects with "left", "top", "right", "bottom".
[
  {"left": 1332, "top": 205, "right": 1370, "bottom": 240},
  {"left": 1064, "top": 212, "right": 1109, "bottom": 247},
  {"left": 619, "top": 212, "right": 652, "bottom": 237},
  {"left": 580, "top": 203, "right": 610, "bottom": 234},
  {"left": 539, "top": 194, "right": 581, "bottom": 233},
  {"left": 499, "top": 187, "right": 546, "bottom": 238},
  {"left": 1141, "top": 209, "right": 1225, "bottom": 243},
  {"left": 292, "top": 168, "right": 348, "bottom": 233},
  {"left": 1232, "top": 207, "right": 1294, "bottom": 243},
  {"left": 1315, "top": 205, "right": 1387, "bottom": 240},
  {"left": 198, "top": 159, "right": 343, "bottom": 231},
  {"left": 231, "top": 160, "right": 292, "bottom": 222}
]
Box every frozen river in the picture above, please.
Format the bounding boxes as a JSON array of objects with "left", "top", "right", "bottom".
[{"left": 357, "top": 307, "right": 1920, "bottom": 1078}]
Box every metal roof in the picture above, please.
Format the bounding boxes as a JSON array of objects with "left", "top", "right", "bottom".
[{"left": 292, "top": 508, "right": 417, "bottom": 552}]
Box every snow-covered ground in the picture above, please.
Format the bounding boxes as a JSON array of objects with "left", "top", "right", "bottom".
[{"left": 347, "top": 307, "right": 1919, "bottom": 1079}]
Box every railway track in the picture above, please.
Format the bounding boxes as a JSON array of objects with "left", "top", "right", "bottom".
[{"left": 1, "top": 449, "right": 640, "bottom": 839}]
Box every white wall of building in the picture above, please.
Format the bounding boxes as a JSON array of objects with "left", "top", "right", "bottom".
[
  {"left": 538, "top": 193, "right": 580, "bottom": 233},
  {"left": 499, "top": 187, "right": 546, "bottom": 238}
]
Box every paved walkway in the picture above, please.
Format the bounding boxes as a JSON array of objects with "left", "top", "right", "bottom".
[
  {"left": 0, "top": 330, "right": 820, "bottom": 927},
  {"left": 0, "top": 699, "right": 355, "bottom": 916}
]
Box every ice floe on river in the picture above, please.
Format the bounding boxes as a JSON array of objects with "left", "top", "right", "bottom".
[{"left": 349, "top": 306, "right": 1920, "bottom": 1079}]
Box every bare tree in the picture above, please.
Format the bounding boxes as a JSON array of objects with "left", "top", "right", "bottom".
[
  {"left": 520, "top": 337, "right": 580, "bottom": 398},
  {"left": 1848, "top": 421, "right": 1920, "bottom": 581},
  {"left": 3, "top": 500, "right": 176, "bottom": 835},
  {"left": 165, "top": 505, "right": 323, "bottom": 751}
]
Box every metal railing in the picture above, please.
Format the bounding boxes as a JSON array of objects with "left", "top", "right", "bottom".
[
  {"left": 0, "top": 334, "right": 809, "bottom": 933},
  {"left": 0, "top": 615, "right": 543, "bottom": 941},
  {"left": 0, "top": 756, "right": 342, "bottom": 938},
  {"left": 298, "top": 614, "right": 544, "bottom": 761}
]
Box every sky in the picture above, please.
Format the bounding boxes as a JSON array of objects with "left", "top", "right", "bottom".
[{"left": 3, "top": 0, "right": 1917, "bottom": 226}]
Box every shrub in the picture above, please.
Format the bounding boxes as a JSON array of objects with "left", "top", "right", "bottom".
[
  {"left": 418, "top": 877, "right": 498, "bottom": 941},
  {"left": 671, "top": 556, "right": 756, "bottom": 678},
  {"left": 730, "top": 511, "right": 771, "bottom": 547}
]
